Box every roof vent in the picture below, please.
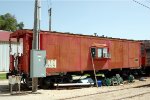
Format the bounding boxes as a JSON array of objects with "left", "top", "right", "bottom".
[{"left": 94, "top": 33, "right": 98, "bottom": 36}]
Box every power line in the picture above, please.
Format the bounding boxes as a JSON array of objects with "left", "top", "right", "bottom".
[
  {"left": 145, "top": 0, "right": 150, "bottom": 3},
  {"left": 133, "top": 0, "right": 150, "bottom": 10}
]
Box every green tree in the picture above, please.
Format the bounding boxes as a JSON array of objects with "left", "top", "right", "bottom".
[{"left": 0, "top": 13, "right": 24, "bottom": 31}]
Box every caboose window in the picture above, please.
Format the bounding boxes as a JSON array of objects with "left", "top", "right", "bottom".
[
  {"left": 103, "top": 48, "right": 108, "bottom": 55},
  {"left": 98, "top": 48, "right": 108, "bottom": 58},
  {"left": 98, "top": 48, "right": 103, "bottom": 58},
  {"left": 91, "top": 48, "right": 96, "bottom": 57}
]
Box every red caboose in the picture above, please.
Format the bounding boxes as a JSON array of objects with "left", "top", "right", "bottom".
[{"left": 8, "top": 29, "right": 141, "bottom": 87}]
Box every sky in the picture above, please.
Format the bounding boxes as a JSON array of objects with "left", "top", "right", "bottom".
[{"left": 0, "top": 0, "right": 150, "bottom": 40}]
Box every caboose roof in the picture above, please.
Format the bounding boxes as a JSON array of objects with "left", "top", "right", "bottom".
[{"left": 10, "top": 29, "right": 141, "bottom": 43}]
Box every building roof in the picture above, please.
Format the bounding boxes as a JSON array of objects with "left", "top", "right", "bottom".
[{"left": 0, "top": 30, "right": 12, "bottom": 41}]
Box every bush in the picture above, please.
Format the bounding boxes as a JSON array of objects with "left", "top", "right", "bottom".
[{"left": 0, "top": 73, "right": 6, "bottom": 80}]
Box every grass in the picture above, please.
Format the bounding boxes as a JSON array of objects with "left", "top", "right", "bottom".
[{"left": 0, "top": 73, "right": 6, "bottom": 80}]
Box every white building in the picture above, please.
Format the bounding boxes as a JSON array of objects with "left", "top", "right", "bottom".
[{"left": 0, "top": 30, "right": 22, "bottom": 72}]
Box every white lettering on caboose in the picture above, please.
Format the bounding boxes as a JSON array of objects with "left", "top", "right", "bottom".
[{"left": 46, "top": 59, "right": 57, "bottom": 68}]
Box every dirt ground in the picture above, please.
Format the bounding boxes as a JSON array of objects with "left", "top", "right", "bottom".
[{"left": 0, "top": 77, "right": 150, "bottom": 100}]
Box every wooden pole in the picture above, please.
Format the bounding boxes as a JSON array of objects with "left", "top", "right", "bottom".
[
  {"left": 32, "top": 0, "right": 41, "bottom": 92},
  {"left": 48, "top": 8, "right": 52, "bottom": 31},
  {"left": 91, "top": 53, "right": 98, "bottom": 87}
]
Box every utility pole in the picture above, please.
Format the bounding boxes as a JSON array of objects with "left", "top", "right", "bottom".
[
  {"left": 48, "top": 8, "right": 52, "bottom": 31},
  {"left": 32, "top": 0, "right": 41, "bottom": 92}
]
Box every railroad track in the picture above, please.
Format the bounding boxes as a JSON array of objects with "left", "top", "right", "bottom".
[
  {"left": 59, "top": 83, "right": 150, "bottom": 100},
  {"left": 115, "top": 91, "right": 150, "bottom": 100}
]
